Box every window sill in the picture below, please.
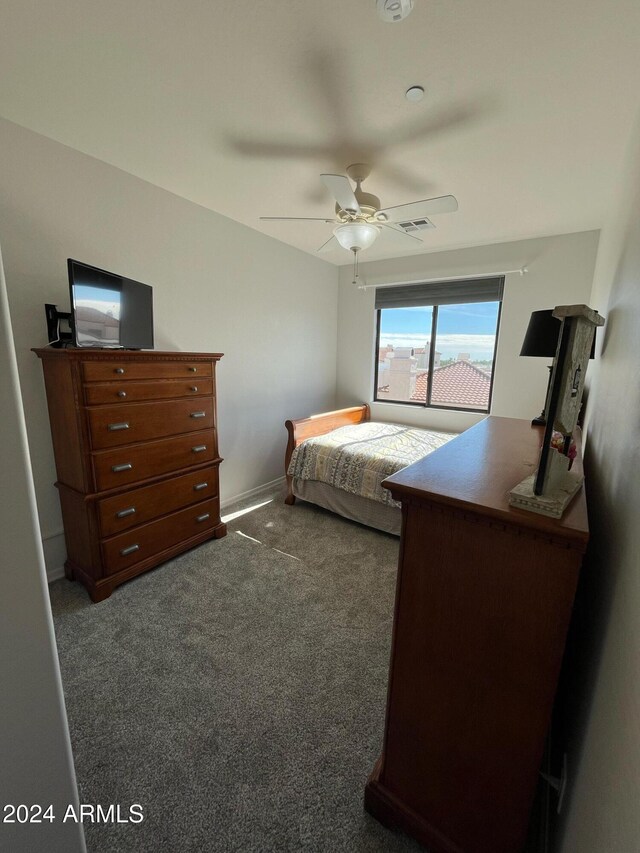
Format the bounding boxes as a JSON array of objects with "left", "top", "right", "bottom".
[{"left": 368, "top": 400, "right": 487, "bottom": 433}]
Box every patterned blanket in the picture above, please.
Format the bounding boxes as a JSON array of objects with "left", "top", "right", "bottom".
[{"left": 288, "top": 421, "right": 455, "bottom": 507}]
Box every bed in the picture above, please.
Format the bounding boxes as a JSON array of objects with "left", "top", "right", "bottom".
[{"left": 284, "top": 404, "right": 456, "bottom": 535}]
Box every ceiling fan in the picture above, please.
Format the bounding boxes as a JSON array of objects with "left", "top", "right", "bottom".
[{"left": 260, "top": 164, "right": 458, "bottom": 282}]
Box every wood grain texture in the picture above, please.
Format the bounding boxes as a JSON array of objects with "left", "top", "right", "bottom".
[
  {"left": 102, "top": 497, "right": 219, "bottom": 575},
  {"left": 37, "top": 356, "right": 90, "bottom": 492},
  {"left": 92, "top": 429, "right": 218, "bottom": 491},
  {"left": 84, "top": 377, "right": 213, "bottom": 405},
  {"left": 382, "top": 416, "right": 588, "bottom": 547},
  {"left": 33, "top": 348, "right": 226, "bottom": 601},
  {"left": 82, "top": 358, "right": 213, "bottom": 382},
  {"left": 97, "top": 465, "right": 219, "bottom": 536},
  {"left": 366, "top": 416, "right": 588, "bottom": 853},
  {"left": 283, "top": 404, "right": 370, "bottom": 504},
  {"left": 87, "top": 397, "right": 214, "bottom": 449}
]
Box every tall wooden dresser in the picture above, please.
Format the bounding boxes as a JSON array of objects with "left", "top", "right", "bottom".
[
  {"left": 365, "top": 416, "right": 589, "bottom": 853},
  {"left": 33, "top": 349, "right": 226, "bottom": 602}
]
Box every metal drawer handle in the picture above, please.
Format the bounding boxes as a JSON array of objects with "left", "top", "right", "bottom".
[
  {"left": 190, "top": 386, "right": 198, "bottom": 392},
  {"left": 108, "top": 422, "right": 130, "bottom": 431},
  {"left": 196, "top": 513, "right": 210, "bottom": 523},
  {"left": 192, "top": 445, "right": 207, "bottom": 453},
  {"left": 116, "top": 506, "right": 136, "bottom": 519},
  {"left": 115, "top": 368, "right": 125, "bottom": 374},
  {"left": 111, "top": 463, "right": 133, "bottom": 472},
  {"left": 188, "top": 367, "right": 197, "bottom": 373},
  {"left": 117, "top": 390, "right": 127, "bottom": 398},
  {"left": 193, "top": 482, "right": 208, "bottom": 491},
  {"left": 190, "top": 411, "right": 206, "bottom": 419},
  {"left": 120, "top": 544, "right": 140, "bottom": 556}
]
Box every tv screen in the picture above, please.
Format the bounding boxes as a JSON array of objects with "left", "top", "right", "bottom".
[{"left": 68, "top": 259, "right": 154, "bottom": 349}]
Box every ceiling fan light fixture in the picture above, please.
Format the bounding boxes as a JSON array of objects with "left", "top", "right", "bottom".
[{"left": 333, "top": 222, "right": 379, "bottom": 253}]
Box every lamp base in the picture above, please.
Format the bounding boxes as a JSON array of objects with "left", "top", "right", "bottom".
[
  {"left": 509, "top": 470, "right": 584, "bottom": 519},
  {"left": 531, "top": 365, "right": 554, "bottom": 426}
]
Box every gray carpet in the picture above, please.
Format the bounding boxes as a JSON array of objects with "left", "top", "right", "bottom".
[{"left": 50, "top": 487, "right": 423, "bottom": 853}]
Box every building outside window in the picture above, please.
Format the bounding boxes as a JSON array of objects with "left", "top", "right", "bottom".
[{"left": 374, "top": 277, "right": 503, "bottom": 413}]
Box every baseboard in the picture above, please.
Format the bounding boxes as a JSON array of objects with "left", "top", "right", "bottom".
[
  {"left": 220, "top": 476, "right": 285, "bottom": 510},
  {"left": 46, "top": 564, "right": 66, "bottom": 583},
  {"left": 42, "top": 530, "right": 67, "bottom": 584},
  {"left": 45, "top": 476, "right": 286, "bottom": 584}
]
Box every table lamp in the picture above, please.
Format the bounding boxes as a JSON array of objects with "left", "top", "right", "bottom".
[{"left": 520, "top": 309, "right": 595, "bottom": 425}]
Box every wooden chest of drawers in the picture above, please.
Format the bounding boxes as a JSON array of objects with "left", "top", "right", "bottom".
[{"left": 33, "top": 348, "right": 226, "bottom": 602}]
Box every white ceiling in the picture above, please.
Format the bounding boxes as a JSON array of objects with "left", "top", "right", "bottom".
[{"left": 1, "top": 0, "right": 639, "bottom": 265}]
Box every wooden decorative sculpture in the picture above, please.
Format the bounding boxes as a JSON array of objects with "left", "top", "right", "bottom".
[{"left": 510, "top": 304, "right": 604, "bottom": 518}]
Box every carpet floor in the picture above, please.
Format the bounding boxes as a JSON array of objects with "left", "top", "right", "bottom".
[{"left": 50, "top": 487, "right": 423, "bottom": 853}]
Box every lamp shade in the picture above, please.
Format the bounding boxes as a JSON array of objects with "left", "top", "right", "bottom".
[
  {"left": 333, "top": 222, "right": 378, "bottom": 253},
  {"left": 520, "top": 310, "right": 560, "bottom": 357},
  {"left": 520, "top": 309, "right": 596, "bottom": 358}
]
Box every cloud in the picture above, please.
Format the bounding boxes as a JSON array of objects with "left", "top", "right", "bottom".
[{"left": 380, "top": 332, "right": 495, "bottom": 349}]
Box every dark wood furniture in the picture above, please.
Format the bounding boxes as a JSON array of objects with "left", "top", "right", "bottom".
[
  {"left": 365, "top": 416, "right": 588, "bottom": 853},
  {"left": 33, "top": 348, "right": 226, "bottom": 602},
  {"left": 284, "top": 404, "right": 370, "bottom": 504}
]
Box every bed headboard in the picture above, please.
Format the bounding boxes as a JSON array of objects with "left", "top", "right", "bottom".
[{"left": 284, "top": 404, "right": 370, "bottom": 504}]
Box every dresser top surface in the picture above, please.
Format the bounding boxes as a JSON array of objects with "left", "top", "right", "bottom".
[
  {"left": 33, "top": 348, "right": 223, "bottom": 361},
  {"left": 383, "top": 416, "right": 589, "bottom": 544}
]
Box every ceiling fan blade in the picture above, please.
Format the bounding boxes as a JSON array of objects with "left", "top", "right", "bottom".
[
  {"left": 320, "top": 174, "right": 360, "bottom": 215},
  {"left": 377, "top": 102, "right": 482, "bottom": 150},
  {"left": 317, "top": 235, "right": 338, "bottom": 253},
  {"left": 376, "top": 162, "right": 435, "bottom": 195},
  {"left": 380, "top": 223, "right": 424, "bottom": 243},
  {"left": 260, "top": 216, "right": 336, "bottom": 222},
  {"left": 377, "top": 195, "right": 458, "bottom": 223}
]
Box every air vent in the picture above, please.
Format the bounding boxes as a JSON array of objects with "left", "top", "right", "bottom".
[{"left": 398, "top": 218, "right": 435, "bottom": 233}]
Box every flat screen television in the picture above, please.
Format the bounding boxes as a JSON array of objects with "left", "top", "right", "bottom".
[{"left": 68, "top": 259, "right": 154, "bottom": 349}]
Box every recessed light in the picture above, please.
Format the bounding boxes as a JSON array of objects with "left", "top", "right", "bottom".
[{"left": 405, "top": 85, "right": 425, "bottom": 103}]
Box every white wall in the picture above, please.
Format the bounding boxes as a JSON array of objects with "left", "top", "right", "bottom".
[
  {"left": 0, "top": 117, "right": 338, "bottom": 579},
  {"left": 557, "top": 121, "right": 640, "bottom": 852},
  {"left": 0, "top": 244, "right": 85, "bottom": 853},
  {"left": 336, "top": 231, "right": 599, "bottom": 433}
]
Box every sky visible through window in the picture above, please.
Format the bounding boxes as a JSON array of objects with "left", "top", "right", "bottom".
[
  {"left": 73, "top": 284, "right": 121, "bottom": 318},
  {"left": 379, "top": 301, "right": 499, "bottom": 362}
]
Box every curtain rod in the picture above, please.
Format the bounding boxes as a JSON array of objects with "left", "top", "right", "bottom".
[{"left": 356, "top": 267, "right": 528, "bottom": 290}]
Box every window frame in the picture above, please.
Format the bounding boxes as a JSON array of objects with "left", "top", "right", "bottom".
[{"left": 373, "top": 299, "right": 503, "bottom": 414}]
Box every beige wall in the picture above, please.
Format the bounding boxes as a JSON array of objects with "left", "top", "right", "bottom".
[
  {"left": 0, "top": 244, "right": 85, "bottom": 853},
  {"left": 336, "top": 231, "right": 599, "bottom": 433},
  {"left": 0, "top": 118, "right": 338, "bottom": 578},
  {"left": 557, "top": 123, "right": 640, "bottom": 852}
]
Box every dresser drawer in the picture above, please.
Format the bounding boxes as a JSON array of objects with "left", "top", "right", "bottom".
[
  {"left": 102, "top": 498, "right": 218, "bottom": 575},
  {"left": 83, "top": 360, "right": 212, "bottom": 383},
  {"left": 88, "top": 398, "right": 214, "bottom": 449},
  {"left": 84, "top": 378, "right": 213, "bottom": 406},
  {"left": 98, "top": 466, "right": 219, "bottom": 536},
  {"left": 93, "top": 429, "right": 216, "bottom": 491}
]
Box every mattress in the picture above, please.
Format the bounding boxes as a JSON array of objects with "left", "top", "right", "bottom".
[
  {"left": 292, "top": 478, "right": 402, "bottom": 536},
  {"left": 288, "top": 421, "right": 455, "bottom": 508}
]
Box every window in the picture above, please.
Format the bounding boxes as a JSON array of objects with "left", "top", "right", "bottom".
[{"left": 374, "top": 277, "right": 503, "bottom": 412}]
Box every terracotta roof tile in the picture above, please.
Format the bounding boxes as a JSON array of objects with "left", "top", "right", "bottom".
[{"left": 411, "top": 361, "right": 491, "bottom": 409}]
